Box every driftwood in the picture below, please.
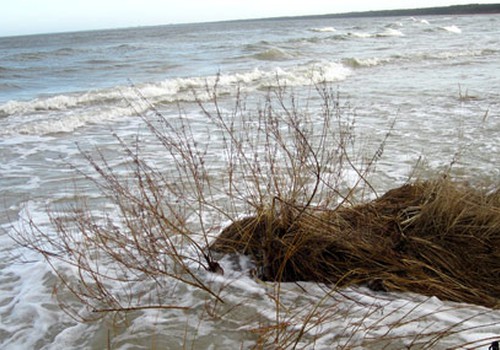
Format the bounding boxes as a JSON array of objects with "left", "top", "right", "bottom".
[{"left": 211, "top": 179, "right": 500, "bottom": 308}]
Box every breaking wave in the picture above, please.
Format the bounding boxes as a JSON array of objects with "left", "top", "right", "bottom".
[
  {"left": 251, "top": 47, "right": 296, "bottom": 61},
  {"left": 441, "top": 25, "right": 462, "bottom": 34},
  {"left": 309, "top": 27, "right": 336, "bottom": 33},
  {"left": 342, "top": 48, "right": 496, "bottom": 69},
  {"left": 376, "top": 28, "right": 405, "bottom": 37},
  {"left": 343, "top": 57, "right": 392, "bottom": 68},
  {"left": 347, "top": 32, "right": 373, "bottom": 39},
  {"left": 346, "top": 28, "right": 404, "bottom": 39},
  {"left": 0, "top": 62, "right": 351, "bottom": 135}
]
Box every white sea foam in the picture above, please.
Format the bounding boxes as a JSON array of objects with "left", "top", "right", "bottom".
[
  {"left": 386, "top": 21, "right": 404, "bottom": 28},
  {"left": 0, "top": 201, "right": 100, "bottom": 350},
  {"left": 348, "top": 31, "right": 373, "bottom": 38},
  {"left": 1, "top": 105, "right": 143, "bottom": 136},
  {"left": 343, "top": 48, "right": 493, "bottom": 70},
  {"left": 309, "top": 26, "right": 336, "bottom": 33},
  {"left": 442, "top": 25, "right": 462, "bottom": 34},
  {"left": 0, "top": 88, "right": 129, "bottom": 118},
  {"left": 376, "top": 28, "right": 405, "bottom": 37},
  {"left": 423, "top": 49, "right": 489, "bottom": 60},
  {"left": 409, "top": 17, "right": 430, "bottom": 25},
  {"left": 307, "top": 286, "right": 500, "bottom": 348},
  {"left": 347, "top": 28, "right": 404, "bottom": 39},
  {"left": 343, "top": 47, "right": 490, "bottom": 70}
]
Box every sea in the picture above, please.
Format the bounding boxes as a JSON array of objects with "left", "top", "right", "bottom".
[{"left": 0, "top": 13, "right": 499, "bottom": 349}]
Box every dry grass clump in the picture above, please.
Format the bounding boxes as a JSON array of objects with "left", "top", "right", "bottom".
[{"left": 211, "top": 178, "right": 500, "bottom": 308}]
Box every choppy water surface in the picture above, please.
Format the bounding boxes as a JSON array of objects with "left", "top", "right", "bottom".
[{"left": 0, "top": 13, "right": 499, "bottom": 349}]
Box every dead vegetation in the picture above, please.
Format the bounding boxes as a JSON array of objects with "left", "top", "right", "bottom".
[
  {"left": 212, "top": 178, "right": 500, "bottom": 308},
  {"left": 12, "top": 79, "right": 500, "bottom": 348}
]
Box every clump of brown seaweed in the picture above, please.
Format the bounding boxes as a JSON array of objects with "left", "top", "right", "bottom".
[{"left": 212, "top": 179, "right": 500, "bottom": 308}]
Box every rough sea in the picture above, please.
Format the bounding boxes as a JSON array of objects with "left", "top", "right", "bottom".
[{"left": 0, "top": 13, "right": 499, "bottom": 349}]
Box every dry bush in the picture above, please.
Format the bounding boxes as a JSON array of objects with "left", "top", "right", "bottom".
[{"left": 14, "top": 79, "right": 379, "bottom": 320}]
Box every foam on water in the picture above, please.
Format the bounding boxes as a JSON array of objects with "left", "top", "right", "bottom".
[
  {"left": 442, "top": 25, "right": 462, "bottom": 34},
  {"left": 346, "top": 27, "right": 405, "bottom": 39},
  {"left": 0, "top": 200, "right": 98, "bottom": 349},
  {"left": 339, "top": 47, "right": 495, "bottom": 70},
  {"left": 409, "top": 17, "right": 430, "bottom": 25},
  {"left": 376, "top": 28, "right": 405, "bottom": 37},
  {"left": 1, "top": 106, "right": 139, "bottom": 135},
  {"left": 309, "top": 27, "right": 336, "bottom": 33},
  {"left": 343, "top": 57, "right": 393, "bottom": 68},
  {"left": 348, "top": 31, "right": 373, "bottom": 39}
]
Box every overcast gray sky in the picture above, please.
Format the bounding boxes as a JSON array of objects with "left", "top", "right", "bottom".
[{"left": 1, "top": 0, "right": 497, "bottom": 37}]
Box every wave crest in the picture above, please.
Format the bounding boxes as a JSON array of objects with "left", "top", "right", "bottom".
[
  {"left": 441, "top": 25, "right": 462, "bottom": 34},
  {"left": 0, "top": 63, "right": 352, "bottom": 135},
  {"left": 309, "top": 27, "right": 336, "bottom": 33},
  {"left": 252, "top": 48, "right": 295, "bottom": 61},
  {"left": 376, "top": 28, "right": 405, "bottom": 37},
  {"left": 343, "top": 57, "right": 390, "bottom": 68}
]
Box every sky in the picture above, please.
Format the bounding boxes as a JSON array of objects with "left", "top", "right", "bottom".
[{"left": 1, "top": 0, "right": 497, "bottom": 37}]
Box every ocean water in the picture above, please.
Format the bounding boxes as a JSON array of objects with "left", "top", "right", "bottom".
[{"left": 1, "top": 13, "right": 499, "bottom": 349}]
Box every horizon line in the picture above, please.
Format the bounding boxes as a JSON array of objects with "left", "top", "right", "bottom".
[{"left": 1, "top": 2, "right": 499, "bottom": 39}]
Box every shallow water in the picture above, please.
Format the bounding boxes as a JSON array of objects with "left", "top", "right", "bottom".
[{"left": 0, "top": 13, "right": 499, "bottom": 349}]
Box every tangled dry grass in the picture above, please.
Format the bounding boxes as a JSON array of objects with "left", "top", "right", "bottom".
[{"left": 212, "top": 178, "right": 500, "bottom": 308}]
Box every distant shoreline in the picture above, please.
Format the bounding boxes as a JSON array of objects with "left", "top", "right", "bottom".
[
  {"left": 328, "top": 3, "right": 500, "bottom": 18},
  {"left": 267, "top": 3, "right": 500, "bottom": 21},
  {"left": 3, "top": 4, "right": 499, "bottom": 39}
]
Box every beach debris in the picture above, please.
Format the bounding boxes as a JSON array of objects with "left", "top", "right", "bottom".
[{"left": 211, "top": 179, "right": 500, "bottom": 308}]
